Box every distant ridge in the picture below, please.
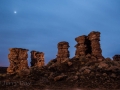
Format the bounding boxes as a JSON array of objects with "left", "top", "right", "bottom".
[{"left": 0, "top": 67, "right": 7, "bottom": 74}]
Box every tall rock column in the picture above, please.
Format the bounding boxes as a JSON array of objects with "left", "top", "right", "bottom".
[
  {"left": 7, "top": 48, "right": 29, "bottom": 74},
  {"left": 31, "top": 51, "right": 45, "bottom": 67},
  {"left": 18, "top": 48, "right": 29, "bottom": 72},
  {"left": 88, "top": 31, "right": 103, "bottom": 59},
  {"left": 57, "top": 41, "right": 70, "bottom": 63},
  {"left": 75, "top": 35, "right": 88, "bottom": 58}
]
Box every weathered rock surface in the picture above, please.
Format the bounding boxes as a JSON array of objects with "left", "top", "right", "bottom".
[
  {"left": 113, "top": 54, "right": 120, "bottom": 61},
  {"left": 31, "top": 50, "right": 45, "bottom": 67},
  {"left": 7, "top": 48, "right": 29, "bottom": 75},
  {"left": 88, "top": 31, "right": 104, "bottom": 59},
  {"left": 75, "top": 35, "right": 88, "bottom": 58},
  {"left": 56, "top": 41, "right": 70, "bottom": 63},
  {"left": 54, "top": 73, "right": 67, "bottom": 81},
  {"left": 1, "top": 31, "right": 120, "bottom": 90}
]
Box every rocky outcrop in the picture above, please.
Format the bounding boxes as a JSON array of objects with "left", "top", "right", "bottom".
[
  {"left": 31, "top": 50, "right": 45, "bottom": 67},
  {"left": 88, "top": 31, "right": 103, "bottom": 59},
  {"left": 56, "top": 41, "right": 70, "bottom": 63},
  {"left": 54, "top": 73, "right": 67, "bottom": 81},
  {"left": 113, "top": 55, "right": 120, "bottom": 61},
  {"left": 2, "top": 31, "right": 120, "bottom": 89},
  {"left": 75, "top": 35, "right": 90, "bottom": 58},
  {"left": 74, "top": 31, "right": 104, "bottom": 60},
  {"left": 7, "top": 48, "right": 29, "bottom": 75}
]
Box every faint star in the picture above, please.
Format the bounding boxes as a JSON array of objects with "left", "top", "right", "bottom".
[{"left": 14, "top": 11, "right": 17, "bottom": 14}]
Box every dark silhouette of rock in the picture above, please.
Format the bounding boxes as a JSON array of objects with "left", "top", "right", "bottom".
[
  {"left": 31, "top": 50, "right": 45, "bottom": 67},
  {"left": 113, "top": 54, "right": 120, "bottom": 61}
]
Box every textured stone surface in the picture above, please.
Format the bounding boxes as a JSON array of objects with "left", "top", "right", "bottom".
[
  {"left": 74, "top": 31, "right": 103, "bottom": 60},
  {"left": 113, "top": 55, "right": 120, "bottom": 61},
  {"left": 7, "top": 48, "right": 29, "bottom": 74},
  {"left": 88, "top": 31, "right": 103, "bottom": 59},
  {"left": 31, "top": 50, "right": 45, "bottom": 67},
  {"left": 56, "top": 41, "right": 70, "bottom": 63},
  {"left": 75, "top": 35, "right": 88, "bottom": 58}
]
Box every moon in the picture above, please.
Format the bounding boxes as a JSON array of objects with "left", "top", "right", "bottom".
[{"left": 14, "top": 11, "right": 17, "bottom": 14}]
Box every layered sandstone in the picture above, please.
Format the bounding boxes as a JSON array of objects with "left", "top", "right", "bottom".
[
  {"left": 113, "top": 55, "right": 120, "bottom": 61},
  {"left": 7, "top": 48, "right": 29, "bottom": 74},
  {"left": 74, "top": 31, "right": 103, "bottom": 60},
  {"left": 75, "top": 35, "right": 88, "bottom": 58},
  {"left": 88, "top": 31, "right": 103, "bottom": 59},
  {"left": 56, "top": 41, "right": 70, "bottom": 63},
  {"left": 31, "top": 50, "right": 45, "bottom": 67}
]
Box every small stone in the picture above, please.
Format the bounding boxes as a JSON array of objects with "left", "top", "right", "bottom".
[
  {"left": 103, "top": 73, "right": 107, "bottom": 76},
  {"left": 68, "top": 61, "right": 72, "bottom": 66},
  {"left": 111, "top": 73, "right": 116, "bottom": 78},
  {"left": 74, "top": 76, "right": 78, "bottom": 80},
  {"left": 54, "top": 74, "right": 67, "bottom": 81}
]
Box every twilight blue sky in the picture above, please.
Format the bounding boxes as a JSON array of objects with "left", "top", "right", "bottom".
[{"left": 0, "top": 0, "right": 120, "bottom": 66}]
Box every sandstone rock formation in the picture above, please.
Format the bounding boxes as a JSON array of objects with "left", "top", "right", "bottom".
[
  {"left": 2, "top": 31, "right": 120, "bottom": 89},
  {"left": 31, "top": 50, "right": 45, "bottom": 67},
  {"left": 88, "top": 31, "right": 103, "bottom": 59},
  {"left": 7, "top": 48, "right": 29, "bottom": 75},
  {"left": 56, "top": 41, "right": 70, "bottom": 63},
  {"left": 113, "top": 55, "right": 120, "bottom": 61},
  {"left": 74, "top": 31, "right": 103, "bottom": 60},
  {"left": 75, "top": 35, "right": 89, "bottom": 58}
]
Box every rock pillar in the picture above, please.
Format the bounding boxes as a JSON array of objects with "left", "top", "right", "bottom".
[
  {"left": 88, "top": 31, "right": 103, "bottom": 59},
  {"left": 31, "top": 51, "right": 45, "bottom": 67},
  {"left": 57, "top": 41, "right": 70, "bottom": 63},
  {"left": 7, "top": 48, "right": 29, "bottom": 74},
  {"left": 75, "top": 35, "right": 88, "bottom": 58}
]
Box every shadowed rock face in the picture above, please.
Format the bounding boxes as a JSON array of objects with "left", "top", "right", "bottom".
[
  {"left": 7, "top": 48, "right": 29, "bottom": 75},
  {"left": 75, "top": 31, "right": 104, "bottom": 60},
  {"left": 56, "top": 41, "right": 70, "bottom": 63},
  {"left": 113, "top": 55, "right": 120, "bottom": 61},
  {"left": 75, "top": 35, "right": 89, "bottom": 58},
  {"left": 88, "top": 31, "right": 103, "bottom": 59},
  {"left": 31, "top": 51, "right": 44, "bottom": 67}
]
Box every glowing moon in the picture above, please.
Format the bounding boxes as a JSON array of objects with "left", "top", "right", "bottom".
[{"left": 14, "top": 11, "right": 17, "bottom": 14}]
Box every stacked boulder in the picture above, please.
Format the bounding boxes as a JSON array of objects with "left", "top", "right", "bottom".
[
  {"left": 75, "top": 35, "right": 89, "bottom": 58},
  {"left": 56, "top": 41, "right": 70, "bottom": 63},
  {"left": 88, "top": 31, "right": 103, "bottom": 59},
  {"left": 113, "top": 55, "right": 120, "bottom": 61},
  {"left": 7, "top": 48, "right": 29, "bottom": 74},
  {"left": 31, "top": 50, "right": 45, "bottom": 67}
]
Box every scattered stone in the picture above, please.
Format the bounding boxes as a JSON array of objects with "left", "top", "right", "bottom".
[
  {"left": 111, "top": 73, "right": 116, "bottom": 78},
  {"left": 54, "top": 74, "right": 67, "bottom": 81},
  {"left": 67, "top": 61, "right": 72, "bottom": 66},
  {"left": 83, "top": 69, "right": 91, "bottom": 74},
  {"left": 98, "top": 62, "right": 108, "bottom": 69}
]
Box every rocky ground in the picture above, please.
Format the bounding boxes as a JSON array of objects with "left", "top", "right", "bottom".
[{"left": 0, "top": 56, "right": 120, "bottom": 90}]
